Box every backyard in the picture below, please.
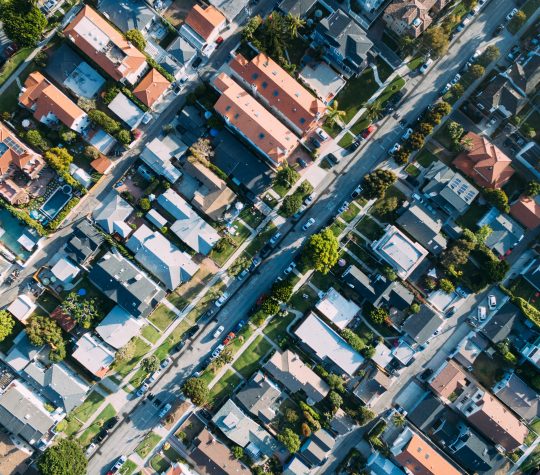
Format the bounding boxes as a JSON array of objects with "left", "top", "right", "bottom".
[
  {"left": 289, "top": 284, "right": 319, "bottom": 314},
  {"left": 511, "top": 277, "right": 540, "bottom": 312}
]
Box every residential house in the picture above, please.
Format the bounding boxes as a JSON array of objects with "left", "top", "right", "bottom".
[
  {"left": 133, "top": 69, "right": 171, "bottom": 108},
  {"left": 522, "top": 335, "right": 540, "bottom": 369},
  {"left": 108, "top": 92, "right": 144, "bottom": 130},
  {"left": 353, "top": 363, "right": 392, "bottom": 406},
  {"left": 126, "top": 224, "right": 199, "bottom": 289},
  {"left": 524, "top": 258, "right": 540, "bottom": 291},
  {"left": 0, "top": 121, "right": 45, "bottom": 205},
  {"left": 158, "top": 189, "right": 220, "bottom": 255},
  {"left": 453, "top": 332, "right": 489, "bottom": 371},
  {"left": 508, "top": 53, "right": 540, "bottom": 97},
  {"left": 383, "top": 0, "right": 449, "bottom": 38},
  {"left": 429, "top": 360, "right": 528, "bottom": 451},
  {"left": 72, "top": 333, "right": 115, "bottom": 379},
  {"left": 19, "top": 72, "right": 89, "bottom": 133},
  {"left": 189, "top": 427, "right": 252, "bottom": 475},
  {"left": 236, "top": 371, "right": 281, "bottom": 424},
  {"left": 372, "top": 225, "right": 429, "bottom": 280},
  {"left": 511, "top": 194, "right": 540, "bottom": 229},
  {"left": 146, "top": 209, "right": 168, "bottom": 229},
  {"left": 453, "top": 132, "right": 514, "bottom": 189},
  {"left": 140, "top": 135, "right": 186, "bottom": 183},
  {"left": 479, "top": 210, "right": 524, "bottom": 257},
  {"left": 514, "top": 142, "right": 540, "bottom": 181},
  {"left": 207, "top": 0, "right": 249, "bottom": 22},
  {"left": 64, "top": 220, "right": 104, "bottom": 266},
  {"left": 481, "top": 302, "right": 522, "bottom": 345},
  {"left": 391, "top": 426, "right": 462, "bottom": 475},
  {"left": 7, "top": 295, "right": 37, "bottom": 324},
  {"left": 402, "top": 305, "right": 443, "bottom": 346},
  {"left": 179, "top": 159, "right": 236, "bottom": 220},
  {"left": 89, "top": 250, "right": 166, "bottom": 318},
  {"left": 476, "top": 74, "right": 527, "bottom": 118},
  {"left": 366, "top": 452, "right": 405, "bottom": 475},
  {"left": 167, "top": 37, "right": 197, "bottom": 71},
  {"left": 298, "top": 61, "right": 347, "bottom": 105},
  {"left": 294, "top": 312, "right": 364, "bottom": 376},
  {"left": 313, "top": 9, "right": 373, "bottom": 78},
  {"left": 277, "top": 0, "right": 317, "bottom": 16},
  {"left": 90, "top": 154, "right": 113, "bottom": 174},
  {"left": 300, "top": 429, "right": 336, "bottom": 467},
  {"left": 315, "top": 287, "right": 360, "bottom": 330},
  {"left": 229, "top": 52, "right": 326, "bottom": 136},
  {"left": 264, "top": 350, "right": 330, "bottom": 403},
  {"left": 408, "top": 393, "right": 506, "bottom": 474},
  {"left": 493, "top": 373, "right": 540, "bottom": 423},
  {"left": 96, "top": 305, "right": 143, "bottom": 349},
  {"left": 422, "top": 161, "right": 479, "bottom": 216},
  {"left": 64, "top": 5, "right": 147, "bottom": 85},
  {"left": 283, "top": 457, "right": 311, "bottom": 475},
  {"left": 396, "top": 203, "right": 447, "bottom": 255},
  {"left": 213, "top": 73, "right": 300, "bottom": 166},
  {"left": 0, "top": 380, "right": 60, "bottom": 448},
  {"left": 212, "top": 399, "right": 283, "bottom": 460},
  {"left": 180, "top": 4, "right": 226, "bottom": 55},
  {"left": 50, "top": 256, "right": 80, "bottom": 286},
  {"left": 97, "top": 0, "right": 155, "bottom": 34},
  {"left": 92, "top": 193, "right": 134, "bottom": 239}
]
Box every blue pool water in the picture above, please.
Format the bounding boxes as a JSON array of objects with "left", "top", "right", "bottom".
[
  {"left": 40, "top": 185, "right": 72, "bottom": 220},
  {"left": 0, "top": 208, "right": 37, "bottom": 260}
]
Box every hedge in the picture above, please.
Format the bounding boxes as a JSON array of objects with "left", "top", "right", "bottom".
[
  {"left": 513, "top": 296, "right": 540, "bottom": 328},
  {"left": 145, "top": 56, "right": 175, "bottom": 83},
  {"left": 47, "top": 197, "right": 80, "bottom": 230},
  {"left": 0, "top": 198, "right": 46, "bottom": 236}
]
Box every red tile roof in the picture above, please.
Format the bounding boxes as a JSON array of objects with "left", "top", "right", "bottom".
[
  {"left": 133, "top": 68, "right": 171, "bottom": 107},
  {"left": 511, "top": 196, "right": 540, "bottom": 229},
  {"left": 213, "top": 73, "right": 299, "bottom": 165},
  {"left": 453, "top": 132, "right": 514, "bottom": 189},
  {"left": 230, "top": 53, "right": 326, "bottom": 135},
  {"left": 90, "top": 155, "right": 113, "bottom": 174},
  {"left": 184, "top": 4, "right": 226, "bottom": 41},
  {"left": 63, "top": 5, "right": 147, "bottom": 83},
  {"left": 429, "top": 360, "right": 467, "bottom": 400},
  {"left": 0, "top": 121, "right": 44, "bottom": 177}
]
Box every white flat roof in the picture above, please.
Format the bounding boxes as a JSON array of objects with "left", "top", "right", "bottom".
[
  {"left": 7, "top": 295, "right": 36, "bottom": 323},
  {"left": 72, "top": 333, "right": 115, "bottom": 377},
  {"left": 392, "top": 340, "right": 415, "bottom": 365},
  {"left": 372, "top": 342, "right": 393, "bottom": 369},
  {"left": 295, "top": 312, "right": 364, "bottom": 376},
  {"left": 96, "top": 305, "right": 142, "bottom": 349},
  {"left": 51, "top": 257, "right": 80, "bottom": 283},
  {"left": 315, "top": 287, "right": 359, "bottom": 330},
  {"left": 299, "top": 62, "right": 346, "bottom": 104},
  {"left": 64, "top": 61, "right": 105, "bottom": 99},
  {"left": 108, "top": 92, "right": 144, "bottom": 129}
]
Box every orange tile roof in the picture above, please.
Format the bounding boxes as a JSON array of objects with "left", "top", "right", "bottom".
[
  {"left": 0, "top": 121, "right": 43, "bottom": 175},
  {"left": 230, "top": 53, "right": 326, "bottom": 135},
  {"left": 90, "top": 155, "right": 112, "bottom": 174},
  {"left": 19, "top": 72, "right": 85, "bottom": 129},
  {"left": 185, "top": 4, "right": 226, "bottom": 41},
  {"left": 63, "top": 5, "right": 147, "bottom": 82},
  {"left": 133, "top": 69, "right": 171, "bottom": 107},
  {"left": 429, "top": 360, "right": 468, "bottom": 400},
  {"left": 395, "top": 432, "right": 461, "bottom": 475},
  {"left": 453, "top": 132, "right": 514, "bottom": 189},
  {"left": 213, "top": 73, "right": 299, "bottom": 165},
  {"left": 511, "top": 196, "right": 540, "bottom": 230}
]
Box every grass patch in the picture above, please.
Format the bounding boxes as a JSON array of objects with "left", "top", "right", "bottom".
[
  {"left": 167, "top": 293, "right": 188, "bottom": 311},
  {"left": 289, "top": 284, "right": 319, "bottom": 313},
  {"left": 407, "top": 56, "right": 425, "bottom": 71},
  {"left": 456, "top": 203, "right": 490, "bottom": 231},
  {"left": 355, "top": 216, "right": 384, "bottom": 241},
  {"left": 135, "top": 432, "right": 161, "bottom": 459},
  {"left": 211, "top": 221, "right": 251, "bottom": 267},
  {"left": 322, "top": 120, "right": 343, "bottom": 138},
  {"left": 141, "top": 325, "right": 161, "bottom": 344},
  {"left": 149, "top": 305, "right": 177, "bottom": 331},
  {"left": 415, "top": 149, "right": 438, "bottom": 167},
  {"left": 264, "top": 312, "right": 296, "bottom": 349},
  {"left": 335, "top": 67, "right": 378, "bottom": 124},
  {"left": 374, "top": 55, "right": 393, "bottom": 82},
  {"left": 232, "top": 335, "right": 273, "bottom": 379},
  {"left": 244, "top": 221, "right": 277, "bottom": 258},
  {"left": 405, "top": 164, "right": 420, "bottom": 177},
  {"left": 150, "top": 454, "right": 169, "bottom": 473},
  {"left": 69, "top": 392, "right": 105, "bottom": 424},
  {"left": 112, "top": 337, "right": 151, "bottom": 379},
  {"left": 208, "top": 369, "right": 242, "bottom": 407},
  {"left": 129, "top": 368, "right": 148, "bottom": 389},
  {"left": 239, "top": 206, "right": 264, "bottom": 229},
  {"left": 340, "top": 204, "right": 360, "bottom": 223},
  {"left": 119, "top": 459, "right": 137, "bottom": 475},
  {"left": 79, "top": 404, "right": 116, "bottom": 447},
  {"left": 345, "top": 239, "right": 381, "bottom": 271},
  {"left": 311, "top": 271, "right": 334, "bottom": 292},
  {"left": 338, "top": 132, "right": 355, "bottom": 148},
  {"left": 0, "top": 47, "right": 33, "bottom": 87},
  {"left": 329, "top": 219, "right": 347, "bottom": 237}
]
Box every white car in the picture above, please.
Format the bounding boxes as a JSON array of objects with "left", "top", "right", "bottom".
[
  {"left": 451, "top": 73, "right": 461, "bottom": 85},
  {"left": 389, "top": 143, "right": 401, "bottom": 154},
  {"left": 269, "top": 232, "right": 282, "bottom": 245},
  {"left": 159, "top": 403, "right": 172, "bottom": 418},
  {"left": 419, "top": 58, "right": 433, "bottom": 73},
  {"left": 401, "top": 128, "right": 413, "bottom": 141},
  {"left": 284, "top": 262, "right": 296, "bottom": 275},
  {"left": 160, "top": 357, "right": 172, "bottom": 369},
  {"left": 304, "top": 193, "right": 315, "bottom": 205},
  {"left": 338, "top": 201, "right": 350, "bottom": 214},
  {"left": 108, "top": 456, "right": 127, "bottom": 475},
  {"left": 506, "top": 8, "right": 518, "bottom": 21},
  {"left": 351, "top": 185, "right": 363, "bottom": 199},
  {"left": 441, "top": 83, "right": 452, "bottom": 95},
  {"left": 488, "top": 294, "right": 497, "bottom": 310},
  {"left": 211, "top": 344, "right": 224, "bottom": 359},
  {"left": 477, "top": 306, "right": 487, "bottom": 321},
  {"left": 215, "top": 292, "right": 230, "bottom": 307},
  {"left": 302, "top": 218, "right": 315, "bottom": 230},
  {"left": 85, "top": 443, "right": 97, "bottom": 457},
  {"left": 487, "top": 116, "right": 497, "bottom": 126},
  {"left": 213, "top": 325, "right": 225, "bottom": 339},
  {"left": 316, "top": 127, "right": 330, "bottom": 141}
]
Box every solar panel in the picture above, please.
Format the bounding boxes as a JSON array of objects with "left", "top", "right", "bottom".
[{"left": 4, "top": 136, "right": 25, "bottom": 156}]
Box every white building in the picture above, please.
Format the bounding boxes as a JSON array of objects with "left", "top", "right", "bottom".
[
  {"left": 140, "top": 135, "right": 186, "bottom": 183},
  {"left": 315, "top": 287, "right": 360, "bottom": 330}
]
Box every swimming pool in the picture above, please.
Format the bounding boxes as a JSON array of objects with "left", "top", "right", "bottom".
[
  {"left": 40, "top": 185, "right": 72, "bottom": 220},
  {"left": 0, "top": 208, "right": 37, "bottom": 261}
]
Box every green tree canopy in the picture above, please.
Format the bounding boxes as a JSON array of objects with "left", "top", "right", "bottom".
[
  {"left": 271, "top": 280, "right": 293, "bottom": 302},
  {"left": 327, "top": 373, "right": 345, "bottom": 393},
  {"left": 142, "top": 355, "right": 160, "bottom": 373},
  {"left": 0, "top": 310, "right": 15, "bottom": 342},
  {"left": 0, "top": 0, "right": 47, "bottom": 47},
  {"left": 88, "top": 110, "right": 120, "bottom": 134},
  {"left": 362, "top": 169, "right": 397, "bottom": 199},
  {"left": 38, "top": 439, "right": 87, "bottom": 475},
  {"left": 526, "top": 181, "right": 540, "bottom": 197},
  {"left": 509, "top": 10, "right": 526, "bottom": 32},
  {"left": 277, "top": 428, "right": 301, "bottom": 453},
  {"left": 439, "top": 278, "right": 455, "bottom": 294},
  {"left": 125, "top": 29, "right": 146, "bottom": 51},
  {"left": 483, "top": 188, "right": 510, "bottom": 213},
  {"left": 447, "top": 121, "right": 464, "bottom": 142},
  {"left": 116, "top": 129, "right": 132, "bottom": 145},
  {"left": 183, "top": 377, "right": 209, "bottom": 406},
  {"left": 303, "top": 228, "right": 339, "bottom": 274},
  {"left": 481, "top": 45, "right": 500, "bottom": 65},
  {"left": 25, "top": 129, "right": 49, "bottom": 151},
  {"left": 369, "top": 307, "right": 388, "bottom": 325},
  {"left": 44, "top": 148, "right": 73, "bottom": 172},
  {"left": 27, "top": 315, "right": 66, "bottom": 362},
  {"left": 275, "top": 166, "right": 299, "bottom": 189},
  {"left": 468, "top": 64, "right": 485, "bottom": 79},
  {"left": 422, "top": 26, "right": 449, "bottom": 57}
]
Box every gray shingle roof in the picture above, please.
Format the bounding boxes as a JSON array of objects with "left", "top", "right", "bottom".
[
  {"left": 402, "top": 305, "right": 443, "bottom": 344},
  {"left": 397, "top": 203, "right": 447, "bottom": 254},
  {"left": 98, "top": 0, "right": 155, "bottom": 33}
]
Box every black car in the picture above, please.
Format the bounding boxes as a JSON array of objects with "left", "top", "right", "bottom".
[
  {"left": 104, "top": 416, "right": 119, "bottom": 430},
  {"left": 260, "top": 243, "right": 273, "bottom": 258},
  {"left": 326, "top": 153, "right": 340, "bottom": 165},
  {"left": 348, "top": 140, "right": 361, "bottom": 152},
  {"left": 184, "top": 325, "right": 200, "bottom": 340},
  {"left": 173, "top": 341, "right": 185, "bottom": 352},
  {"left": 94, "top": 428, "right": 109, "bottom": 443}
]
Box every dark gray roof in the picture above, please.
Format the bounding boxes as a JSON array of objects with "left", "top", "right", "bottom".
[
  {"left": 524, "top": 259, "right": 540, "bottom": 291},
  {"left": 397, "top": 203, "right": 447, "bottom": 255},
  {"left": 98, "top": 0, "right": 155, "bottom": 33},
  {"left": 236, "top": 372, "right": 281, "bottom": 424},
  {"left": 481, "top": 302, "right": 521, "bottom": 344},
  {"left": 65, "top": 220, "right": 104, "bottom": 265},
  {"left": 494, "top": 373, "right": 540, "bottom": 423},
  {"left": 300, "top": 429, "right": 335, "bottom": 467},
  {"left": 477, "top": 75, "right": 525, "bottom": 116},
  {"left": 167, "top": 36, "right": 196, "bottom": 65},
  {"left": 381, "top": 281, "right": 415, "bottom": 311},
  {"left": 402, "top": 305, "right": 443, "bottom": 345},
  {"left": 45, "top": 43, "right": 83, "bottom": 86},
  {"left": 484, "top": 213, "right": 524, "bottom": 256},
  {"left": 277, "top": 0, "right": 317, "bottom": 16},
  {"left": 509, "top": 54, "right": 540, "bottom": 96}
]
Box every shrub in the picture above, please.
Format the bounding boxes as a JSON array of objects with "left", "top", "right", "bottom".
[
  {"left": 125, "top": 29, "right": 146, "bottom": 51},
  {"left": 88, "top": 110, "right": 120, "bottom": 134}
]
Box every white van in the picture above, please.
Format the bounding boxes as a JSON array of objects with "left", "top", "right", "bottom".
[{"left": 477, "top": 306, "right": 487, "bottom": 321}]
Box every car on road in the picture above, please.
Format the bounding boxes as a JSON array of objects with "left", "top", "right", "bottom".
[
  {"left": 488, "top": 294, "right": 497, "bottom": 310},
  {"left": 249, "top": 257, "right": 262, "bottom": 271},
  {"left": 351, "top": 185, "right": 363, "bottom": 199},
  {"left": 233, "top": 320, "right": 245, "bottom": 333},
  {"left": 337, "top": 201, "right": 350, "bottom": 214},
  {"left": 85, "top": 443, "right": 97, "bottom": 457},
  {"left": 401, "top": 128, "right": 413, "bottom": 141},
  {"left": 389, "top": 143, "right": 401, "bottom": 154},
  {"left": 213, "top": 325, "right": 225, "bottom": 339},
  {"left": 349, "top": 139, "right": 361, "bottom": 151},
  {"left": 94, "top": 428, "right": 109, "bottom": 443},
  {"left": 215, "top": 292, "right": 230, "bottom": 307},
  {"left": 477, "top": 306, "right": 487, "bottom": 321},
  {"left": 506, "top": 8, "right": 518, "bottom": 21},
  {"left": 494, "top": 23, "right": 505, "bottom": 35},
  {"left": 104, "top": 416, "right": 119, "bottom": 430},
  {"left": 292, "top": 204, "right": 307, "bottom": 221},
  {"left": 107, "top": 456, "right": 127, "bottom": 475},
  {"left": 160, "top": 357, "right": 172, "bottom": 369},
  {"left": 302, "top": 218, "right": 315, "bottom": 230},
  {"left": 451, "top": 73, "right": 461, "bottom": 85},
  {"left": 304, "top": 193, "right": 315, "bottom": 205},
  {"left": 419, "top": 58, "right": 433, "bottom": 73},
  {"left": 297, "top": 157, "right": 308, "bottom": 168},
  {"left": 269, "top": 232, "right": 282, "bottom": 245},
  {"left": 159, "top": 403, "right": 172, "bottom": 418},
  {"left": 325, "top": 152, "right": 340, "bottom": 165}
]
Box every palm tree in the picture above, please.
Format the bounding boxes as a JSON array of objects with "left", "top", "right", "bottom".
[
  {"left": 392, "top": 413, "right": 406, "bottom": 427},
  {"left": 286, "top": 13, "right": 305, "bottom": 39},
  {"left": 326, "top": 101, "right": 346, "bottom": 127},
  {"left": 365, "top": 102, "right": 383, "bottom": 122}
]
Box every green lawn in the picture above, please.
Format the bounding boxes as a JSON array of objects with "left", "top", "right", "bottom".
[
  {"left": 135, "top": 432, "right": 161, "bottom": 459},
  {"left": 79, "top": 404, "right": 116, "bottom": 447},
  {"left": 36, "top": 292, "right": 62, "bottom": 314},
  {"left": 329, "top": 219, "right": 347, "bottom": 237},
  {"left": 69, "top": 392, "right": 105, "bottom": 424},
  {"left": 244, "top": 221, "right": 277, "bottom": 257},
  {"left": 167, "top": 293, "right": 188, "bottom": 311},
  {"left": 211, "top": 221, "right": 251, "bottom": 266},
  {"left": 374, "top": 55, "right": 393, "bottom": 82},
  {"left": 232, "top": 335, "right": 273, "bottom": 379},
  {"left": 456, "top": 203, "right": 489, "bottom": 230},
  {"left": 150, "top": 454, "right": 170, "bottom": 473},
  {"left": 335, "top": 67, "right": 378, "bottom": 124},
  {"left": 338, "top": 132, "right": 355, "bottom": 148},
  {"left": 208, "top": 369, "right": 243, "bottom": 407},
  {"left": 405, "top": 164, "right": 420, "bottom": 177},
  {"left": 148, "top": 305, "right": 177, "bottom": 331},
  {"left": 355, "top": 216, "right": 384, "bottom": 241},
  {"left": 141, "top": 325, "right": 161, "bottom": 344},
  {"left": 239, "top": 206, "right": 264, "bottom": 229},
  {"left": 415, "top": 149, "right": 438, "bottom": 167},
  {"left": 112, "top": 337, "right": 151, "bottom": 379},
  {"left": 322, "top": 120, "right": 343, "bottom": 138},
  {"left": 345, "top": 240, "right": 383, "bottom": 272},
  {"left": 264, "top": 312, "right": 296, "bottom": 349},
  {"left": 0, "top": 47, "right": 33, "bottom": 87},
  {"left": 340, "top": 204, "right": 361, "bottom": 223},
  {"left": 407, "top": 56, "right": 425, "bottom": 71},
  {"left": 129, "top": 368, "right": 148, "bottom": 389},
  {"left": 289, "top": 284, "right": 319, "bottom": 313},
  {"left": 311, "top": 271, "right": 335, "bottom": 292},
  {"left": 119, "top": 459, "right": 137, "bottom": 475}
]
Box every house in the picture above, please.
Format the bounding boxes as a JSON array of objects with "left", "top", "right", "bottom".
[
  {"left": 277, "top": 0, "right": 317, "bottom": 17},
  {"left": 213, "top": 73, "right": 300, "bottom": 166},
  {"left": 50, "top": 256, "right": 80, "bottom": 285},
  {"left": 453, "top": 133, "right": 514, "bottom": 189},
  {"left": 372, "top": 225, "right": 428, "bottom": 280},
  {"left": 90, "top": 154, "right": 113, "bottom": 174},
  {"left": 353, "top": 363, "right": 392, "bottom": 406},
  {"left": 294, "top": 312, "right": 364, "bottom": 376},
  {"left": 235, "top": 371, "right": 281, "bottom": 424},
  {"left": 167, "top": 37, "right": 197, "bottom": 69},
  {"left": 508, "top": 53, "right": 540, "bottom": 97},
  {"left": 0, "top": 121, "right": 46, "bottom": 205},
  {"left": 493, "top": 373, "right": 540, "bottom": 423},
  {"left": 212, "top": 399, "right": 282, "bottom": 460},
  {"left": 264, "top": 350, "right": 329, "bottom": 403},
  {"left": 283, "top": 457, "right": 311, "bottom": 475},
  {"left": 126, "top": 224, "right": 199, "bottom": 289},
  {"left": 97, "top": 0, "right": 155, "bottom": 34},
  {"left": 315, "top": 287, "right": 360, "bottom": 330},
  {"left": 402, "top": 305, "right": 443, "bottom": 346},
  {"left": 510, "top": 195, "right": 540, "bottom": 229},
  {"left": 189, "top": 427, "right": 251, "bottom": 475},
  {"left": 0, "top": 380, "right": 60, "bottom": 448},
  {"left": 300, "top": 429, "right": 336, "bottom": 467},
  {"left": 514, "top": 142, "right": 540, "bottom": 180},
  {"left": 207, "top": 0, "right": 249, "bottom": 22},
  {"left": 476, "top": 74, "right": 527, "bottom": 118},
  {"left": 89, "top": 250, "right": 166, "bottom": 318},
  {"left": 19, "top": 72, "right": 89, "bottom": 133},
  {"left": 479, "top": 209, "right": 524, "bottom": 257},
  {"left": 298, "top": 61, "right": 347, "bottom": 105},
  {"left": 229, "top": 52, "right": 326, "bottom": 136},
  {"left": 92, "top": 193, "right": 134, "bottom": 239},
  {"left": 366, "top": 452, "right": 405, "bottom": 475},
  {"left": 522, "top": 335, "right": 540, "bottom": 368},
  {"left": 357, "top": 0, "right": 388, "bottom": 13},
  {"left": 72, "top": 333, "right": 115, "bottom": 379},
  {"left": 391, "top": 427, "right": 461, "bottom": 475},
  {"left": 180, "top": 4, "right": 226, "bottom": 54},
  {"left": 180, "top": 159, "right": 236, "bottom": 220},
  {"left": 524, "top": 258, "right": 540, "bottom": 291},
  {"left": 408, "top": 393, "right": 506, "bottom": 474},
  {"left": 313, "top": 9, "right": 373, "bottom": 78},
  {"left": 383, "top": 0, "right": 449, "bottom": 38},
  {"left": 140, "top": 135, "right": 186, "bottom": 183},
  {"left": 64, "top": 220, "right": 104, "bottom": 265},
  {"left": 96, "top": 305, "right": 143, "bottom": 349},
  {"left": 64, "top": 5, "right": 147, "bottom": 85},
  {"left": 7, "top": 295, "right": 36, "bottom": 324},
  {"left": 422, "top": 161, "right": 479, "bottom": 216},
  {"left": 396, "top": 203, "right": 447, "bottom": 255},
  {"left": 133, "top": 69, "right": 171, "bottom": 108},
  {"left": 453, "top": 333, "right": 489, "bottom": 370},
  {"left": 481, "top": 302, "right": 522, "bottom": 345},
  {"left": 158, "top": 189, "right": 220, "bottom": 255},
  {"left": 429, "top": 360, "right": 528, "bottom": 451},
  {"left": 108, "top": 92, "right": 144, "bottom": 130}
]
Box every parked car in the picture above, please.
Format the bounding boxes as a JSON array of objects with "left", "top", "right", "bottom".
[
  {"left": 401, "top": 128, "right": 413, "bottom": 141},
  {"left": 249, "top": 257, "right": 262, "bottom": 271},
  {"left": 85, "top": 443, "right": 97, "bottom": 456},
  {"left": 192, "top": 56, "right": 203, "bottom": 69},
  {"left": 136, "top": 383, "right": 149, "bottom": 397},
  {"left": 297, "top": 157, "right": 308, "bottom": 168},
  {"left": 184, "top": 325, "right": 200, "bottom": 340},
  {"left": 107, "top": 456, "right": 127, "bottom": 475},
  {"left": 360, "top": 124, "right": 376, "bottom": 138},
  {"left": 316, "top": 127, "right": 329, "bottom": 141},
  {"left": 173, "top": 340, "right": 185, "bottom": 352},
  {"left": 233, "top": 320, "right": 246, "bottom": 333},
  {"left": 3, "top": 43, "right": 18, "bottom": 58},
  {"left": 142, "top": 112, "right": 153, "bottom": 124},
  {"left": 451, "top": 73, "right": 461, "bottom": 85},
  {"left": 213, "top": 325, "right": 225, "bottom": 339},
  {"left": 441, "top": 83, "right": 452, "bottom": 95},
  {"left": 104, "top": 416, "right": 119, "bottom": 430},
  {"left": 506, "top": 8, "right": 518, "bottom": 21},
  {"left": 302, "top": 218, "right": 315, "bottom": 231},
  {"left": 389, "top": 143, "right": 401, "bottom": 154},
  {"left": 215, "top": 36, "right": 224, "bottom": 46},
  {"left": 284, "top": 262, "right": 297, "bottom": 275},
  {"left": 419, "top": 58, "right": 433, "bottom": 73},
  {"left": 487, "top": 116, "right": 497, "bottom": 126},
  {"left": 211, "top": 344, "right": 224, "bottom": 360},
  {"left": 304, "top": 193, "right": 315, "bottom": 205},
  {"left": 223, "top": 332, "right": 235, "bottom": 345},
  {"left": 237, "top": 268, "right": 249, "bottom": 280},
  {"left": 351, "top": 185, "right": 363, "bottom": 199},
  {"left": 215, "top": 292, "right": 230, "bottom": 307},
  {"left": 337, "top": 201, "right": 350, "bottom": 214},
  {"left": 159, "top": 403, "right": 172, "bottom": 418},
  {"left": 488, "top": 294, "right": 497, "bottom": 310},
  {"left": 269, "top": 232, "right": 282, "bottom": 245},
  {"left": 477, "top": 306, "right": 487, "bottom": 321},
  {"left": 160, "top": 357, "right": 172, "bottom": 369},
  {"left": 260, "top": 243, "right": 273, "bottom": 257},
  {"left": 94, "top": 428, "right": 109, "bottom": 443},
  {"left": 292, "top": 204, "right": 307, "bottom": 220},
  {"left": 326, "top": 152, "right": 340, "bottom": 165}
]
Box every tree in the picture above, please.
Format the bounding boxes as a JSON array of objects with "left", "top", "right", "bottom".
[
  {"left": 362, "top": 169, "right": 397, "bottom": 199},
  {"left": 115, "top": 341, "right": 135, "bottom": 363},
  {"left": 189, "top": 138, "right": 214, "bottom": 163},
  {"left": 447, "top": 121, "right": 464, "bottom": 142},
  {"left": 183, "top": 377, "right": 209, "bottom": 406},
  {"left": 383, "top": 266, "right": 397, "bottom": 282},
  {"left": 508, "top": 10, "right": 526, "bottom": 32},
  {"left": 483, "top": 188, "right": 510, "bottom": 213},
  {"left": 393, "top": 149, "right": 410, "bottom": 165},
  {"left": 392, "top": 413, "right": 406, "bottom": 427},
  {"left": 280, "top": 193, "right": 303, "bottom": 217},
  {"left": 468, "top": 64, "right": 485, "bottom": 79},
  {"left": 422, "top": 26, "right": 449, "bottom": 57},
  {"left": 328, "top": 391, "right": 343, "bottom": 409},
  {"left": 408, "top": 132, "right": 425, "bottom": 150},
  {"left": 142, "top": 355, "right": 160, "bottom": 373},
  {"left": 27, "top": 315, "right": 66, "bottom": 362},
  {"left": 369, "top": 307, "right": 388, "bottom": 325},
  {"left": 433, "top": 101, "right": 451, "bottom": 116},
  {"left": 0, "top": 0, "right": 48, "bottom": 47},
  {"left": 275, "top": 166, "right": 299, "bottom": 189},
  {"left": 271, "top": 280, "right": 293, "bottom": 302},
  {"left": 286, "top": 13, "right": 305, "bottom": 38},
  {"left": 88, "top": 110, "right": 120, "bottom": 134},
  {"left": 60, "top": 130, "right": 76, "bottom": 143},
  {"left": 365, "top": 102, "right": 384, "bottom": 122},
  {"left": 303, "top": 228, "right": 339, "bottom": 274},
  {"left": 38, "top": 439, "right": 87, "bottom": 475},
  {"left": 525, "top": 181, "right": 540, "bottom": 197},
  {"left": 441, "top": 239, "right": 473, "bottom": 270},
  {"left": 285, "top": 408, "right": 299, "bottom": 423},
  {"left": 427, "top": 111, "right": 443, "bottom": 126},
  {"left": 301, "top": 422, "right": 311, "bottom": 437},
  {"left": 341, "top": 329, "right": 366, "bottom": 353},
  {"left": 298, "top": 180, "right": 313, "bottom": 195},
  {"left": 475, "top": 224, "right": 493, "bottom": 245},
  {"left": 84, "top": 146, "right": 100, "bottom": 160},
  {"left": 242, "top": 15, "right": 263, "bottom": 41},
  {"left": 0, "top": 310, "right": 15, "bottom": 342},
  {"left": 261, "top": 297, "right": 280, "bottom": 316},
  {"left": 44, "top": 147, "right": 73, "bottom": 172},
  {"left": 24, "top": 129, "right": 48, "bottom": 151},
  {"left": 460, "top": 135, "right": 474, "bottom": 151},
  {"left": 418, "top": 122, "right": 433, "bottom": 136},
  {"left": 126, "top": 29, "right": 146, "bottom": 51},
  {"left": 61, "top": 292, "right": 101, "bottom": 328},
  {"left": 327, "top": 373, "right": 345, "bottom": 393},
  {"left": 485, "top": 258, "right": 509, "bottom": 283},
  {"left": 439, "top": 278, "right": 455, "bottom": 293},
  {"left": 103, "top": 87, "right": 120, "bottom": 104},
  {"left": 277, "top": 428, "right": 301, "bottom": 453},
  {"left": 373, "top": 196, "right": 399, "bottom": 219},
  {"left": 138, "top": 197, "right": 151, "bottom": 211},
  {"left": 410, "top": 303, "right": 420, "bottom": 314},
  {"left": 116, "top": 129, "right": 132, "bottom": 145},
  {"left": 232, "top": 446, "right": 244, "bottom": 460},
  {"left": 326, "top": 100, "right": 346, "bottom": 127},
  {"left": 481, "top": 45, "right": 500, "bottom": 65}
]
